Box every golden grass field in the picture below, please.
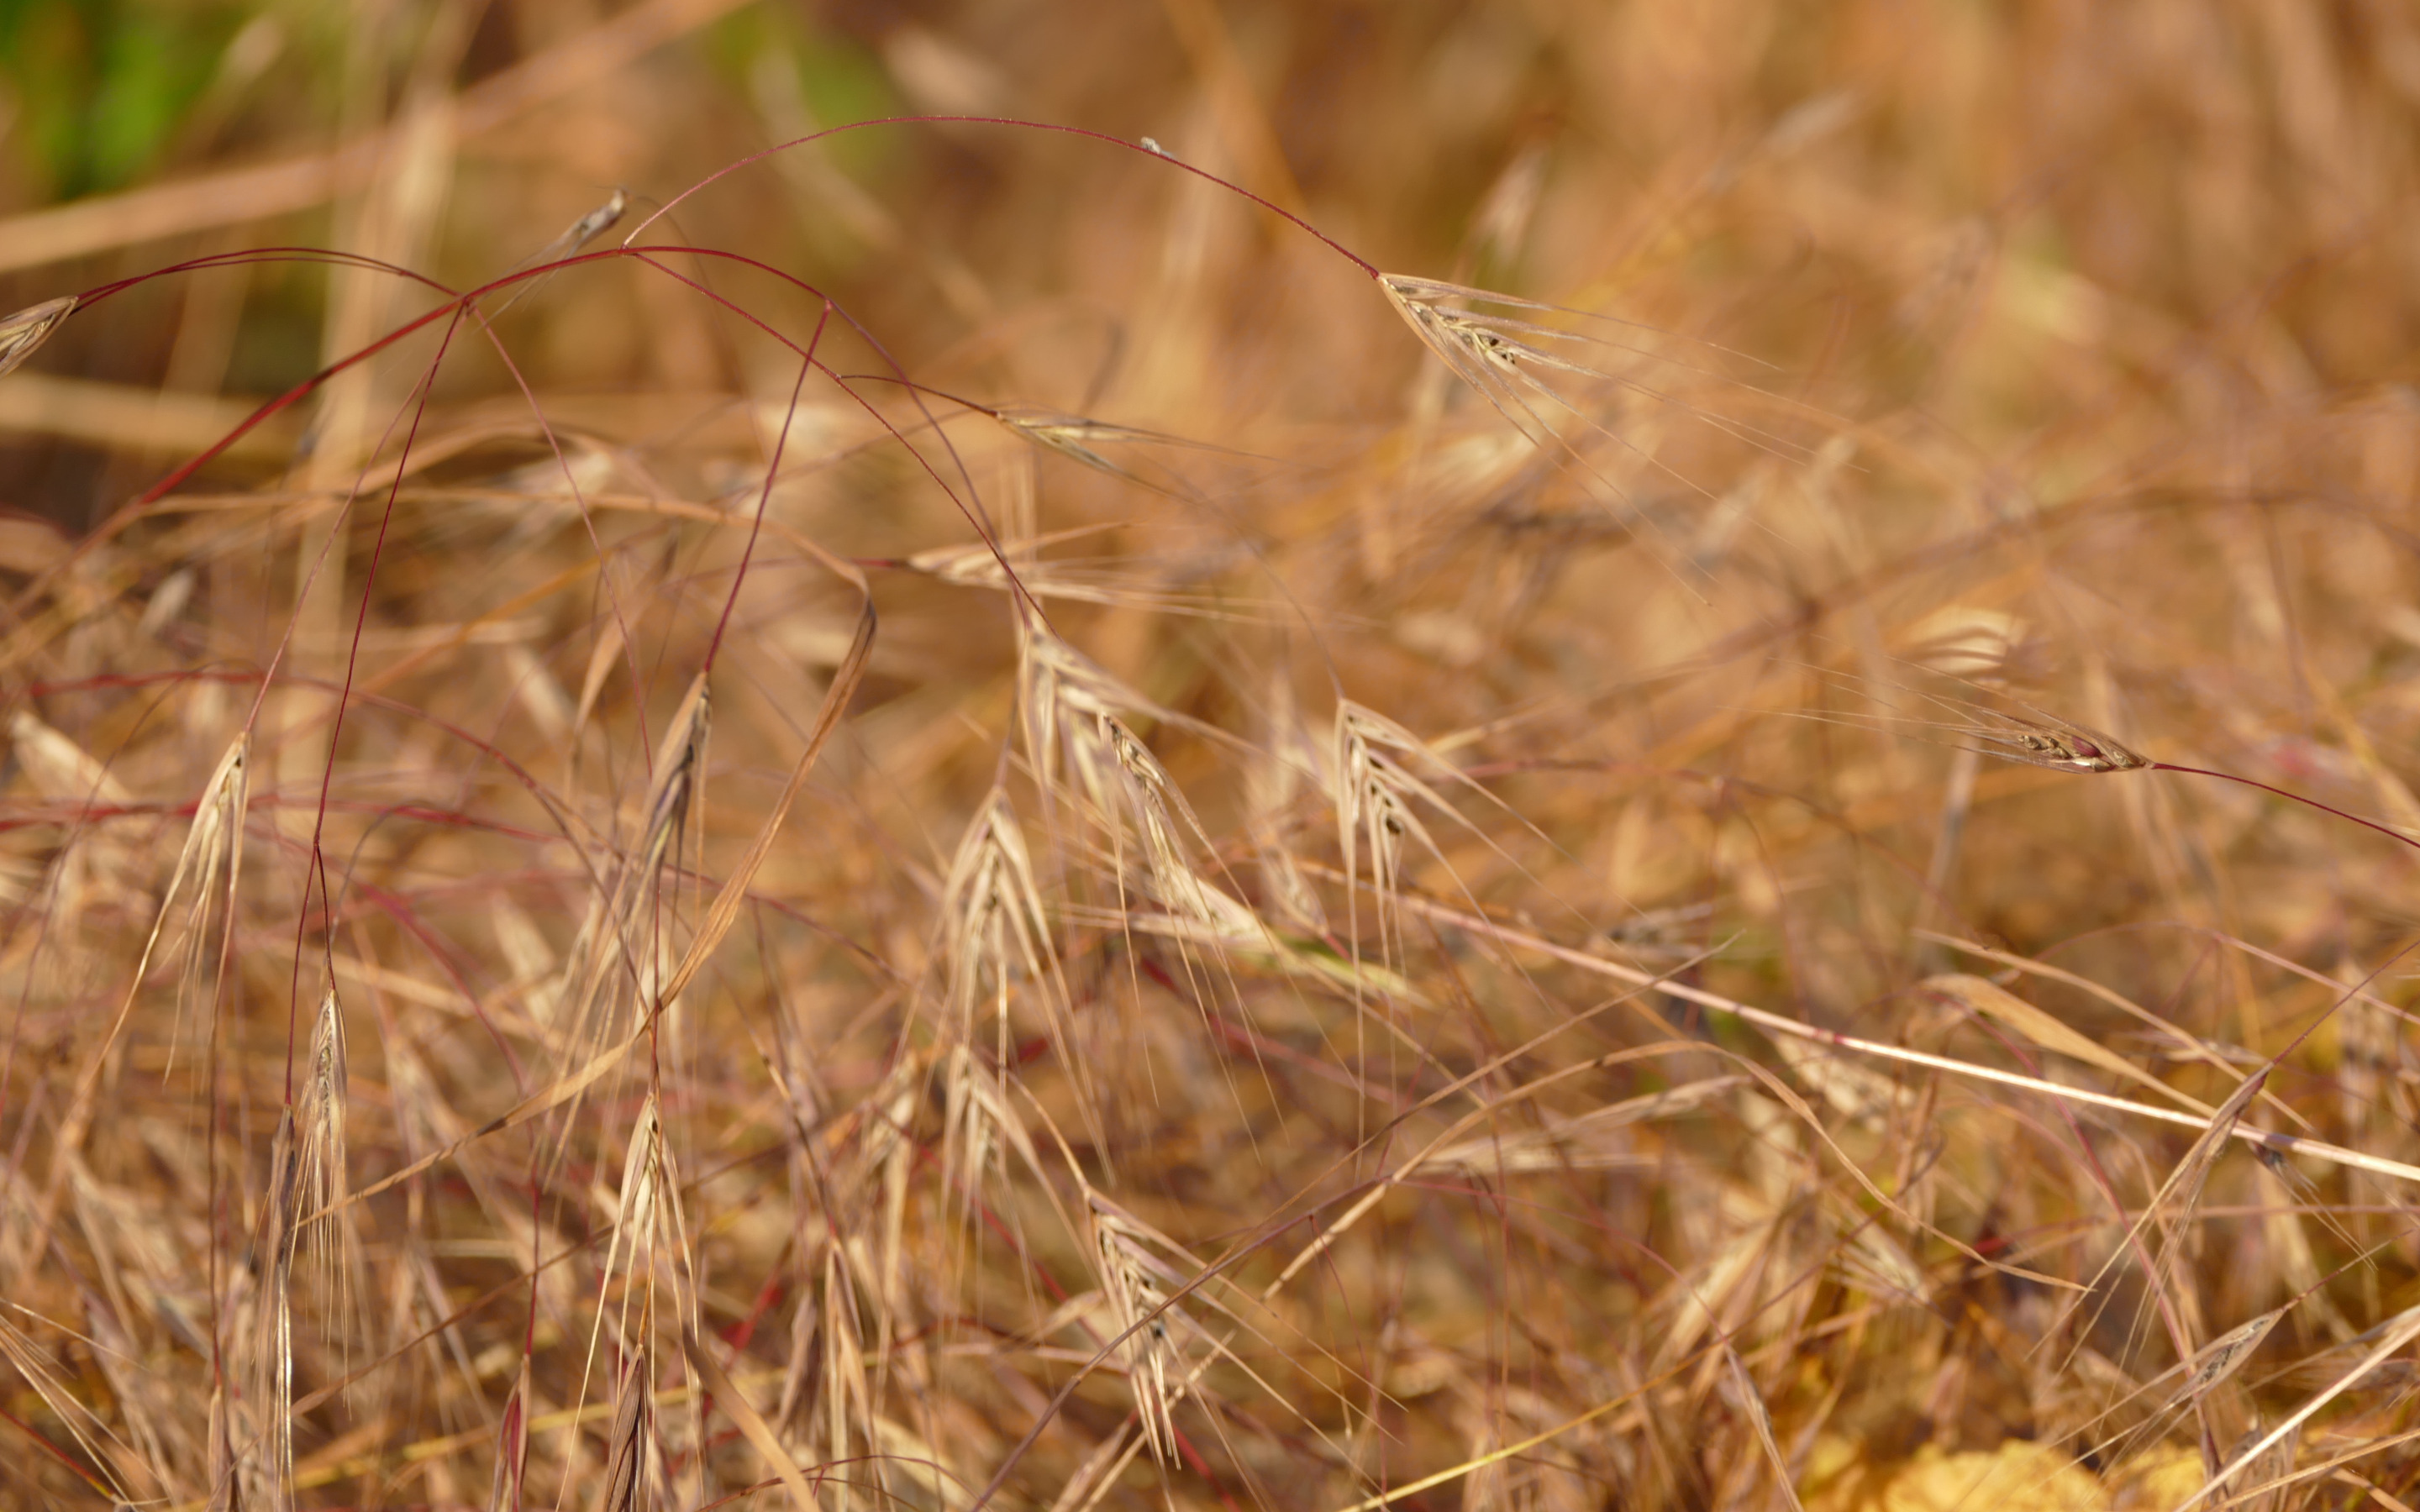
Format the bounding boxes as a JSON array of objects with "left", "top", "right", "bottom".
[{"left": 7, "top": 2, "right": 2420, "bottom": 1509}]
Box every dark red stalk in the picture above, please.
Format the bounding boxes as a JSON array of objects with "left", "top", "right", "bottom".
[{"left": 2147, "top": 761, "right": 2420, "bottom": 854}]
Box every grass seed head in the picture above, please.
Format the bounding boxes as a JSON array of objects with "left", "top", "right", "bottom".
[
  {"left": 599, "top": 1345, "right": 654, "bottom": 1512},
  {"left": 602, "top": 1095, "right": 685, "bottom": 1311},
  {"left": 1087, "top": 1190, "right": 1187, "bottom": 1463},
  {"left": 940, "top": 789, "right": 1059, "bottom": 1037},
  {"left": 0, "top": 294, "right": 76, "bottom": 377},
  {"left": 252, "top": 1107, "right": 302, "bottom": 1512},
  {"left": 296, "top": 987, "right": 351, "bottom": 1241}
]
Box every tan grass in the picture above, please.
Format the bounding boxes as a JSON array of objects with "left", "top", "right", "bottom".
[{"left": 13, "top": 6, "right": 2420, "bottom": 1511}]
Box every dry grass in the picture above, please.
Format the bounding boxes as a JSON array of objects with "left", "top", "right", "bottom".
[{"left": 8, "top": 3, "right": 2420, "bottom": 1510}]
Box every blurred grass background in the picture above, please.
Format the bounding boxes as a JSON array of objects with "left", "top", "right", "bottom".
[{"left": 7, "top": 3, "right": 2420, "bottom": 1510}]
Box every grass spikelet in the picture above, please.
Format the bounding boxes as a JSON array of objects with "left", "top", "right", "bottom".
[
  {"left": 252, "top": 1105, "right": 302, "bottom": 1512},
  {"left": 598, "top": 1343, "right": 655, "bottom": 1512},
  {"left": 1333, "top": 701, "right": 1456, "bottom": 960},
  {"left": 552, "top": 672, "right": 710, "bottom": 1077},
  {"left": 1016, "top": 618, "right": 1176, "bottom": 802},
  {"left": 241, "top": 981, "right": 366, "bottom": 1504},
  {"left": 613, "top": 1100, "right": 666, "bottom": 1263},
  {"left": 937, "top": 1042, "right": 1003, "bottom": 1261},
  {"left": 1328, "top": 700, "right": 1486, "bottom": 1110},
  {"left": 0, "top": 293, "right": 76, "bottom": 376},
  {"left": 937, "top": 1043, "right": 1065, "bottom": 1312},
  {"left": 2072, "top": 1297, "right": 2296, "bottom": 1474},
  {"left": 1378, "top": 276, "right": 1701, "bottom": 431},
  {"left": 1014, "top": 615, "right": 1279, "bottom": 1024},
  {"left": 905, "top": 527, "right": 1268, "bottom": 619},
  {"left": 293, "top": 986, "right": 353, "bottom": 1280},
  {"left": 940, "top": 789, "right": 1087, "bottom": 1110},
  {"left": 1787, "top": 667, "right": 2153, "bottom": 774},
  {"left": 1375, "top": 273, "right": 1785, "bottom": 546},
  {"left": 803, "top": 1242, "right": 878, "bottom": 1497},
  {"left": 2175, "top": 1304, "right": 2420, "bottom": 1512},
  {"left": 1107, "top": 717, "right": 1265, "bottom": 947},
  {"left": 485, "top": 187, "right": 628, "bottom": 320},
  {"left": 2179, "top": 1307, "right": 2281, "bottom": 1411},
  {"left": 597, "top": 1094, "right": 693, "bottom": 1348},
  {"left": 292, "top": 984, "right": 366, "bottom": 1421},
  {"left": 556, "top": 1093, "right": 694, "bottom": 1511},
  {"left": 639, "top": 675, "right": 713, "bottom": 889},
  {"left": 1085, "top": 1189, "right": 1189, "bottom": 1465},
  {"left": 988, "top": 407, "right": 1216, "bottom": 502}
]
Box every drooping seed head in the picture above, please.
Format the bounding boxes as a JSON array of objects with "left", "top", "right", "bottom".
[
  {"left": 2007, "top": 723, "right": 2149, "bottom": 773},
  {"left": 0, "top": 296, "right": 76, "bottom": 379}
]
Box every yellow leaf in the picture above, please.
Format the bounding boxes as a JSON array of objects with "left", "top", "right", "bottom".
[
  {"left": 1924, "top": 974, "right": 2211, "bottom": 1116},
  {"left": 1881, "top": 1443, "right": 2106, "bottom": 1512}
]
